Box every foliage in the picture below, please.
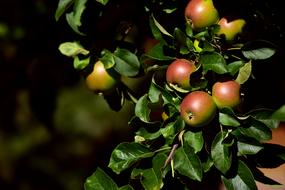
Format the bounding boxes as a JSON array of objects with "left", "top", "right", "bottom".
[{"left": 55, "top": 0, "right": 285, "bottom": 189}]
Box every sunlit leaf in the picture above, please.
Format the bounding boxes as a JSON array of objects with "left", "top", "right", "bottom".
[
  {"left": 242, "top": 40, "right": 276, "bottom": 60},
  {"left": 235, "top": 61, "right": 251, "bottom": 84},
  {"left": 271, "top": 104, "right": 285, "bottom": 121},
  {"left": 219, "top": 112, "right": 240, "bottom": 127},
  {"left": 58, "top": 41, "right": 89, "bottom": 57},
  {"left": 151, "top": 15, "right": 173, "bottom": 38},
  {"left": 200, "top": 52, "right": 228, "bottom": 74},
  {"left": 84, "top": 167, "right": 118, "bottom": 190},
  {"left": 73, "top": 56, "right": 90, "bottom": 70},
  {"left": 108, "top": 142, "right": 154, "bottom": 174},
  {"left": 227, "top": 61, "right": 244, "bottom": 76},
  {"left": 66, "top": 0, "right": 87, "bottom": 35},
  {"left": 96, "top": 0, "right": 109, "bottom": 5},
  {"left": 55, "top": 0, "right": 74, "bottom": 21},
  {"left": 135, "top": 95, "right": 151, "bottom": 123},
  {"left": 183, "top": 131, "right": 204, "bottom": 153},
  {"left": 237, "top": 141, "right": 263, "bottom": 155}
]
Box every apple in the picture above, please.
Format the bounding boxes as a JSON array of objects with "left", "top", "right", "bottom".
[
  {"left": 180, "top": 91, "right": 217, "bottom": 127},
  {"left": 216, "top": 17, "right": 246, "bottom": 43},
  {"left": 85, "top": 60, "right": 117, "bottom": 94},
  {"left": 166, "top": 59, "right": 196, "bottom": 90},
  {"left": 212, "top": 80, "right": 241, "bottom": 109},
  {"left": 185, "top": 0, "right": 219, "bottom": 30}
]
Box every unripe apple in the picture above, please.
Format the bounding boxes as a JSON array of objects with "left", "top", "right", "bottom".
[
  {"left": 212, "top": 80, "right": 241, "bottom": 109},
  {"left": 185, "top": 0, "right": 219, "bottom": 30},
  {"left": 85, "top": 60, "right": 117, "bottom": 94},
  {"left": 166, "top": 59, "right": 196, "bottom": 90},
  {"left": 180, "top": 91, "right": 217, "bottom": 127},
  {"left": 216, "top": 17, "right": 246, "bottom": 43}
]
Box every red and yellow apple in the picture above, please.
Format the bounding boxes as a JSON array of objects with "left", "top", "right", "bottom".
[
  {"left": 166, "top": 59, "right": 196, "bottom": 90},
  {"left": 185, "top": 0, "right": 219, "bottom": 30},
  {"left": 180, "top": 91, "right": 217, "bottom": 127}
]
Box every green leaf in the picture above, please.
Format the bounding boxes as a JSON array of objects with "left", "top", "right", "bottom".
[
  {"left": 144, "top": 43, "right": 175, "bottom": 61},
  {"left": 183, "top": 131, "right": 204, "bottom": 153},
  {"left": 271, "top": 104, "right": 285, "bottom": 121},
  {"left": 227, "top": 61, "right": 244, "bottom": 76},
  {"left": 73, "top": 56, "right": 90, "bottom": 70},
  {"left": 118, "top": 185, "right": 134, "bottom": 190},
  {"left": 65, "top": 0, "right": 87, "bottom": 35},
  {"left": 58, "top": 41, "right": 89, "bottom": 57},
  {"left": 235, "top": 61, "right": 252, "bottom": 84},
  {"left": 174, "top": 28, "right": 190, "bottom": 54},
  {"left": 219, "top": 112, "right": 240, "bottom": 127},
  {"left": 113, "top": 48, "right": 140, "bottom": 77},
  {"left": 108, "top": 142, "right": 154, "bottom": 174},
  {"left": 211, "top": 132, "right": 232, "bottom": 174},
  {"left": 131, "top": 153, "right": 166, "bottom": 190},
  {"left": 151, "top": 15, "right": 173, "bottom": 38},
  {"left": 250, "top": 108, "right": 279, "bottom": 129},
  {"left": 148, "top": 77, "right": 162, "bottom": 103},
  {"left": 135, "top": 127, "right": 161, "bottom": 141},
  {"left": 222, "top": 160, "right": 257, "bottom": 190},
  {"left": 84, "top": 167, "right": 118, "bottom": 190},
  {"left": 241, "top": 40, "right": 276, "bottom": 60},
  {"left": 95, "top": 0, "right": 109, "bottom": 5},
  {"left": 242, "top": 47, "right": 276, "bottom": 60},
  {"left": 174, "top": 145, "right": 203, "bottom": 181},
  {"left": 200, "top": 52, "right": 228, "bottom": 74},
  {"left": 135, "top": 95, "right": 151, "bottom": 123},
  {"left": 55, "top": 0, "right": 74, "bottom": 21},
  {"left": 237, "top": 141, "right": 263, "bottom": 155},
  {"left": 238, "top": 119, "right": 272, "bottom": 142},
  {"left": 100, "top": 50, "right": 115, "bottom": 69}
]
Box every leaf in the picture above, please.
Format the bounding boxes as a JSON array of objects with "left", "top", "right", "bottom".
[
  {"left": 251, "top": 167, "right": 282, "bottom": 186},
  {"left": 211, "top": 132, "right": 232, "bottom": 174},
  {"left": 238, "top": 119, "right": 272, "bottom": 142},
  {"left": 58, "top": 41, "right": 89, "bottom": 57},
  {"left": 183, "top": 131, "right": 204, "bottom": 153},
  {"left": 235, "top": 61, "right": 252, "bottom": 84},
  {"left": 174, "top": 145, "right": 203, "bottom": 181},
  {"left": 108, "top": 142, "right": 154, "bottom": 174},
  {"left": 250, "top": 108, "right": 279, "bottom": 129},
  {"left": 65, "top": 0, "right": 87, "bottom": 35},
  {"left": 135, "top": 127, "right": 161, "bottom": 141},
  {"left": 237, "top": 141, "right": 263, "bottom": 155},
  {"left": 200, "top": 52, "right": 228, "bottom": 74},
  {"left": 222, "top": 160, "right": 257, "bottom": 190},
  {"left": 73, "top": 56, "right": 90, "bottom": 70},
  {"left": 131, "top": 153, "right": 166, "bottom": 190},
  {"left": 241, "top": 40, "right": 276, "bottom": 60},
  {"left": 55, "top": 0, "right": 74, "bottom": 21},
  {"left": 84, "top": 167, "right": 118, "bottom": 190},
  {"left": 144, "top": 43, "right": 175, "bottom": 61},
  {"left": 95, "top": 0, "right": 109, "bottom": 5},
  {"left": 118, "top": 185, "right": 134, "bottom": 190},
  {"left": 227, "top": 61, "right": 244, "bottom": 76},
  {"left": 219, "top": 112, "right": 240, "bottom": 127},
  {"left": 271, "top": 104, "right": 285, "bottom": 121},
  {"left": 135, "top": 95, "right": 151, "bottom": 123},
  {"left": 113, "top": 48, "right": 140, "bottom": 77},
  {"left": 151, "top": 15, "right": 173, "bottom": 38}
]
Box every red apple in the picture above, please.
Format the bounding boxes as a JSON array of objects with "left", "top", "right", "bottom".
[
  {"left": 166, "top": 59, "right": 196, "bottom": 90},
  {"left": 212, "top": 80, "right": 241, "bottom": 109},
  {"left": 185, "top": 0, "right": 219, "bottom": 30},
  {"left": 180, "top": 91, "right": 217, "bottom": 127},
  {"left": 217, "top": 17, "right": 246, "bottom": 43}
]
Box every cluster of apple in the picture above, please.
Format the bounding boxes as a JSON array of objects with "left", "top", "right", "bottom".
[{"left": 165, "top": 0, "right": 245, "bottom": 127}]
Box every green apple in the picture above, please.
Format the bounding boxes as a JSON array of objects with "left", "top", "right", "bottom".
[
  {"left": 166, "top": 59, "right": 196, "bottom": 90},
  {"left": 85, "top": 60, "right": 117, "bottom": 94},
  {"left": 217, "top": 17, "right": 246, "bottom": 43},
  {"left": 180, "top": 91, "right": 217, "bottom": 127},
  {"left": 185, "top": 0, "right": 219, "bottom": 30},
  {"left": 212, "top": 80, "right": 241, "bottom": 109}
]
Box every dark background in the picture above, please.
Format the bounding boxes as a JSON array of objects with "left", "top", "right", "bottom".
[{"left": 0, "top": 0, "right": 284, "bottom": 189}]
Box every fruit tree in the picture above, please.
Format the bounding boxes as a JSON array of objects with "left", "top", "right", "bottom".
[{"left": 55, "top": 0, "right": 285, "bottom": 189}]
